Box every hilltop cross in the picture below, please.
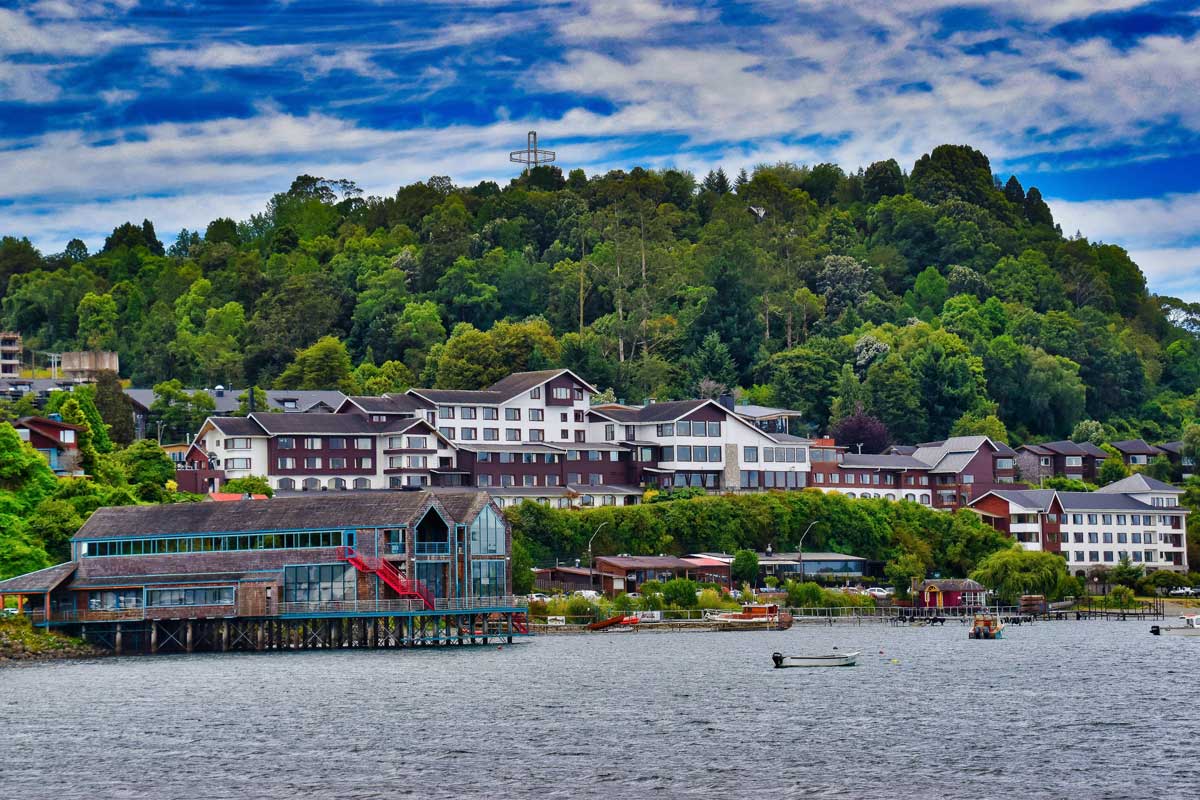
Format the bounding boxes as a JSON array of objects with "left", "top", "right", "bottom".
[{"left": 509, "top": 130, "right": 556, "bottom": 173}]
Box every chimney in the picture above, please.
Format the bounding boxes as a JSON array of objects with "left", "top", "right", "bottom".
[
  {"left": 215, "top": 385, "right": 225, "bottom": 398},
  {"left": 718, "top": 393, "right": 735, "bottom": 412},
  {"left": 248, "top": 386, "right": 257, "bottom": 413}
]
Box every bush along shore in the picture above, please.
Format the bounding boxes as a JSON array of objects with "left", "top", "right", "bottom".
[{"left": 0, "top": 614, "right": 106, "bottom": 664}]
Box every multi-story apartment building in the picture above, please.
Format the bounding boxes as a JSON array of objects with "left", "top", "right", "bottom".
[
  {"left": 1015, "top": 440, "right": 1109, "bottom": 484},
  {"left": 808, "top": 436, "right": 1018, "bottom": 509},
  {"left": 969, "top": 474, "right": 1189, "bottom": 574},
  {"left": 0, "top": 332, "right": 20, "bottom": 379}
]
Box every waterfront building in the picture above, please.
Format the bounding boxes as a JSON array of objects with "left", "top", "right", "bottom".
[
  {"left": 914, "top": 578, "right": 987, "bottom": 609},
  {"left": 1015, "top": 440, "right": 1109, "bottom": 484},
  {"left": 0, "top": 490, "right": 525, "bottom": 652},
  {"left": 968, "top": 476, "right": 1189, "bottom": 575},
  {"left": 695, "top": 551, "right": 867, "bottom": 584},
  {"left": 592, "top": 555, "right": 730, "bottom": 594}
]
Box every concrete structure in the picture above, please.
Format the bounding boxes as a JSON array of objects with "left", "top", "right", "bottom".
[
  {"left": 61, "top": 351, "right": 119, "bottom": 379},
  {"left": 0, "top": 332, "right": 20, "bottom": 379},
  {"left": 0, "top": 491, "right": 527, "bottom": 653},
  {"left": 969, "top": 476, "right": 1189, "bottom": 575}
]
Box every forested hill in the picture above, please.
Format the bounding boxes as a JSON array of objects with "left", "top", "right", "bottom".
[{"left": 2, "top": 143, "right": 1198, "bottom": 447}]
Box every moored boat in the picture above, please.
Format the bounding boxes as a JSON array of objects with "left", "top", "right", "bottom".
[
  {"left": 1151, "top": 614, "right": 1200, "bottom": 636},
  {"left": 968, "top": 613, "right": 1005, "bottom": 639},
  {"left": 772, "top": 651, "right": 859, "bottom": 668},
  {"left": 706, "top": 603, "right": 793, "bottom": 631}
]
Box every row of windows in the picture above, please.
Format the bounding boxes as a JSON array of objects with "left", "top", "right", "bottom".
[
  {"left": 1071, "top": 531, "right": 1158, "bottom": 544},
  {"left": 739, "top": 471, "right": 805, "bottom": 489},
  {"left": 84, "top": 530, "right": 349, "bottom": 557},
  {"left": 662, "top": 445, "right": 723, "bottom": 463},
  {"left": 654, "top": 421, "right": 722, "bottom": 438},
  {"left": 386, "top": 436, "right": 428, "bottom": 449},
  {"left": 440, "top": 427, "right": 569, "bottom": 443},
  {"left": 283, "top": 564, "right": 357, "bottom": 604},
  {"left": 278, "top": 477, "right": 371, "bottom": 490},
  {"left": 1070, "top": 550, "right": 1163, "bottom": 563},
  {"left": 277, "top": 457, "right": 373, "bottom": 470},
  {"left": 1065, "top": 513, "right": 1169, "bottom": 526},
  {"left": 477, "top": 451, "right": 559, "bottom": 464},
  {"left": 276, "top": 437, "right": 373, "bottom": 450},
  {"left": 146, "top": 587, "right": 235, "bottom": 607}
]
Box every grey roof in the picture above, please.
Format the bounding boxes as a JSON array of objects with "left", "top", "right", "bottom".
[
  {"left": 1110, "top": 439, "right": 1162, "bottom": 456},
  {"left": 429, "top": 489, "right": 495, "bottom": 522},
  {"left": 408, "top": 388, "right": 505, "bottom": 404},
  {"left": 244, "top": 412, "right": 378, "bottom": 435},
  {"left": 918, "top": 578, "right": 984, "bottom": 591},
  {"left": 888, "top": 445, "right": 918, "bottom": 455},
  {"left": 567, "top": 483, "right": 642, "bottom": 495},
  {"left": 0, "top": 561, "right": 76, "bottom": 594},
  {"left": 771, "top": 433, "right": 812, "bottom": 444},
  {"left": 993, "top": 442, "right": 1017, "bottom": 457},
  {"left": 67, "top": 571, "right": 276, "bottom": 589},
  {"left": 974, "top": 489, "right": 1056, "bottom": 511},
  {"left": 408, "top": 369, "right": 596, "bottom": 407},
  {"left": 1025, "top": 440, "right": 1109, "bottom": 458},
  {"left": 340, "top": 395, "right": 425, "bottom": 414},
  {"left": 126, "top": 388, "right": 348, "bottom": 415},
  {"left": 1096, "top": 474, "right": 1181, "bottom": 494},
  {"left": 204, "top": 417, "right": 263, "bottom": 436},
  {"left": 908, "top": 436, "right": 998, "bottom": 474},
  {"left": 1055, "top": 491, "right": 1160, "bottom": 512},
  {"left": 924, "top": 452, "right": 975, "bottom": 474},
  {"left": 840, "top": 453, "right": 928, "bottom": 470},
  {"left": 589, "top": 406, "right": 641, "bottom": 422},
  {"left": 72, "top": 491, "right": 493, "bottom": 539},
  {"left": 459, "top": 443, "right": 566, "bottom": 454},
  {"left": 595, "top": 555, "right": 695, "bottom": 570},
  {"left": 1156, "top": 441, "right": 1183, "bottom": 456}
]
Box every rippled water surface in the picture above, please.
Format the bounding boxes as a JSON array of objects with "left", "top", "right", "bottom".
[{"left": 2, "top": 621, "right": 1198, "bottom": 799}]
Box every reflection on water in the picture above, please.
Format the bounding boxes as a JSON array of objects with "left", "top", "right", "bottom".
[{"left": 2, "top": 621, "right": 1198, "bottom": 798}]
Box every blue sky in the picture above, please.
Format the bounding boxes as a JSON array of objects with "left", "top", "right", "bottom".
[{"left": 1, "top": 0, "right": 1198, "bottom": 299}]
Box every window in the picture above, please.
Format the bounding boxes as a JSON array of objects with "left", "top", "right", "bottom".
[
  {"left": 147, "top": 587, "right": 235, "bottom": 607},
  {"left": 88, "top": 589, "right": 141, "bottom": 610},
  {"left": 329, "top": 457, "right": 347, "bottom": 469},
  {"left": 677, "top": 420, "right": 691, "bottom": 436},
  {"left": 1065, "top": 456, "right": 1082, "bottom": 467},
  {"left": 277, "top": 457, "right": 296, "bottom": 470},
  {"left": 552, "top": 387, "right": 570, "bottom": 400},
  {"left": 499, "top": 452, "right": 515, "bottom": 464},
  {"left": 355, "top": 438, "right": 371, "bottom": 450},
  {"left": 283, "top": 564, "right": 356, "bottom": 604},
  {"left": 1132, "top": 532, "right": 1142, "bottom": 544},
  {"left": 1103, "top": 552, "right": 1114, "bottom": 562},
  {"left": 406, "top": 456, "right": 428, "bottom": 469},
  {"left": 1089, "top": 551, "right": 1100, "bottom": 562},
  {"left": 996, "top": 458, "right": 1014, "bottom": 470},
  {"left": 709, "top": 446, "right": 721, "bottom": 461},
  {"left": 1073, "top": 532, "right": 1084, "bottom": 543},
  {"left": 962, "top": 474, "right": 974, "bottom": 485},
  {"left": 529, "top": 429, "right": 544, "bottom": 442},
  {"left": 304, "top": 438, "right": 322, "bottom": 449},
  {"left": 470, "top": 559, "right": 506, "bottom": 598},
  {"left": 694, "top": 447, "right": 707, "bottom": 463},
  {"left": 439, "top": 427, "right": 455, "bottom": 439},
  {"left": 1131, "top": 515, "right": 1140, "bottom": 525},
  {"left": 1117, "top": 532, "right": 1127, "bottom": 543},
  {"left": 482, "top": 408, "right": 498, "bottom": 420},
  {"left": 1144, "top": 532, "right": 1155, "bottom": 544},
  {"left": 656, "top": 423, "right": 675, "bottom": 437},
  {"left": 505, "top": 428, "right": 521, "bottom": 441},
  {"left": 86, "top": 531, "right": 348, "bottom": 559},
  {"left": 278, "top": 437, "right": 295, "bottom": 450},
  {"left": 357, "top": 457, "right": 372, "bottom": 469},
  {"left": 460, "top": 428, "right": 477, "bottom": 441},
  {"left": 226, "top": 458, "right": 251, "bottom": 470},
  {"left": 523, "top": 475, "right": 537, "bottom": 487},
  {"left": 477, "top": 474, "right": 493, "bottom": 487},
  {"left": 529, "top": 409, "right": 544, "bottom": 422},
  {"left": 505, "top": 408, "right": 521, "bottom": 421},
  {"left": 484, "top": 428, "right": 499, "bottom": 441},
  {"left": 830, "top": 473, "right": 840, "bottom": 484},
  {"left": 707, "top": 421, "right": 721, "bottom": 437},
  {"left": 560, "top": 429, "right": 569, "bottom": 440},
  {"left": 605, "top": 424, "right": 615, "bottom": 441},
  {"left": 438, "top": 406, "right": 455, "bottom": 419},
  {"left": 1087, "top": 514, "right": 1098, "bottom": 525},
  {"left": 522, "top": 453, "right": 537, "bottom": 464},
  {"left": 329, "top": 438, "right": 346, "bottom": 450},
  {"left": 1072, "top": 514, "right": 1083, "bottom": 525},
  {"left": 501, "top": 474, "right": 515, "bottom": 487},
  {"left": 304, "top": 457, "right": 322, "bottom": 469},
  {"left": 60, "top": 430, "right": 76, "bottom": 444},
  {"left": 461, "top": 407, "right": 477, "bottom": 420},
  {"left": 589, "top": 473, "right": 603, "bottom": 485},
  {"left": 568, "top": 472, "right": 582, "bottom": 483},
  {"left": 744, "top": 446, "right": 758, "bottom": 463},
  {"left": 1103, "top": 532, "right": 1113, "bottom": 543},
  {"left": 546, "top": 475, "right": 560, "bottom": 486},
  {"left": 477, "top": 452, "right": 492, "bottom": 463},
  {"left": 226, "top": 438, "right": 251, "bottom": 449},
  {"left": 1088, "top": 532, "right": 1098, "bottom": 543},
  {"left": 1102, "top": 514, "right": 1113, "bottom": 525},
  {"left": 1116, "top": 515, "right": 1126, "bottom": 525},
  {"left": 528, "top": 386, "right": 541, "bottom": 400},
  {"left": 678, "top": 445, "right": 692, "bottom": 461}
]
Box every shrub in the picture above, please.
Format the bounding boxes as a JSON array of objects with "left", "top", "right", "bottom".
[
  {"left": 661, "top": 578, "right": 700, "bottom": 608},
  {"left": 565, "top": 596, "right": 598, "bottom": 619},
  {"left": 1106, "top": 585, "right": 1136, "bottom": 609}
]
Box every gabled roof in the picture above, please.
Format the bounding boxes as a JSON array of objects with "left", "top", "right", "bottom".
[
  {"left": 594, "top": 555, "right": 696, "bottom": 570},
  {"left": 72, "top": 491, "right": 494, "bottom": 539},
  {"left": 1055, "top": 491, "right": 1161, "bottom": 511},
  {"left": 1156, "top": 441, "right": 1183, "bottom": 456},
  {"left": 840, "top": 453, "right": 929, "bottom": 470},
  {"left": 910, "top": 436, "right": 996, "bottom": 473},
  {"left": 970, "top": 489, "right": 1056, "bottom": 512},
  {"left": 918, "top": 578, "right": 984, "bottom": 592},
  {"left": 1110, "top": 439, "right": 1162, "bottom": 456},
  {"left": 408, "top": 369, "right": 597, "bottom": 407},
  {"left": 337, "top": 394, "right": 426, "bottom": 415},
  {"left": 1096, "top": 474, "right": 1181, "bottom": 494},
  {"left": 731, "top": 403, "right": 804, "bottom": 419},
  {"left": 16, "top": 415, "right": 83, "bottom": 433},
  {"left": 0, "top": 561, "right": 76, "bottom": 594},
  {"left": 202, "top": 416, "right": 264, "bottom": 437}
]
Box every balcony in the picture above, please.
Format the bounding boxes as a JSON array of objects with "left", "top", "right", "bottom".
[{"left": 414, "top": 540, "right": 451, "bottom": 555}]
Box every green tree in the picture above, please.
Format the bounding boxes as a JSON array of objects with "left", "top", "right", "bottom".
[
  {"left": 661, "top": 578, "right": 700, "bottom": 608},
  {"left": 688, "top": 332, "right": 737, "bottom": 393},
  {"left": 950, "top": 411, "right": 1008, "bottom": 443},
  {"left": 236, "top": 387, "right": 268, "bottom": 416},
  {"left": 76, "top": 291, "right": 119, "bottom": 350},
  {"left": 221, "top": 475, "right": 274, "bottom": 498},
  {"left": 731, "top": 549, "right": 759, "bottom": 586},
  {"left": 92, "top": 371, "right": 135, "bottom": 447},
  {"left": 119, "top": 440, "right": 175, "bottom": 489},
  {"left": 392, "top": 300, "right": 447, "bottom": 376},
  {"left": 24, "top": 499, "right": 83, "bottom": 563},
  {"left": 768, "top": 346, "right": 839, "bottom": 425},
  {"left": 862, "top": 159, "right": 905, "bottom": 203},
  {"left": 274, "top": 336, "right": 353, "bottom": 390},
  {"left": 58, "top": 397, "right": 99, "bottom": 475},
  {"left": 150, "top": 380, "right": 216, "bottom": 442},
  {"left": 1098, "top": 457, "right": 1130, "bottom": 485},
  {"left": 1071, "top": 420, "right": 1106, "bottom": 446},
  {"left": 512, "top": 536, "right": 534, "bottom": 595},
  {"left": 885, "top": 553, "right": 925, "bottom": 598},
  {"left": 865, "top": 355, "right": 926, "bottom": 443},
  {"left": 970, "top": 545, "right": 1067, "bottom": 604}
]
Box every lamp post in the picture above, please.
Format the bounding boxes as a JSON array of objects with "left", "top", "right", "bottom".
[
  {"left": 798, "top": 521, "right": 817, "bottom": 585},
  {"left": 588, "top": 521, "right": 608, "bottom": 592}
]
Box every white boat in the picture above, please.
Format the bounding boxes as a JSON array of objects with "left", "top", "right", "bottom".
[
  {"left": 772, "top": 650, "right": 859, "bottom": 668},
  {"left": 1151, "top": 614, "right": 1200, "bottom": 636}
]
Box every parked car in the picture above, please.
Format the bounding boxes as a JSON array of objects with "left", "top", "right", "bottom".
[
  {"left": 1168, "top": 587, "right": 1197, "bottom": 597},
  {"left": 865, "top": 587, "right": 891, "bottom": 600},
  {"left": 728, "top": 589, "right": 743, "bottom": 600},
  {"left": 624, "top": 592, "right": 641, "bottom": 599},
  {"left": 572, "top": 590, "right": 601, "bottom": 601},
  {"left": 528, "top": 593, "right": 549, "bottom": 603}
]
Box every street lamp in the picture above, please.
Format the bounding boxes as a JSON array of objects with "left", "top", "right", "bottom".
[
  {"left": 798, "top": 521, "right": 817, "bottom": 584},
  {"left": 588, "top": 521, "right": 608, "bottom": 592}
]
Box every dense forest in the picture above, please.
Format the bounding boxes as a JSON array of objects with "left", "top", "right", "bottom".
[{"left": 2, "top": 143, "right": 1199, "bottom": 447}]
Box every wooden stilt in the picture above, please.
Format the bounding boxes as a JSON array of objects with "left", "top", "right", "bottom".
[
  {"left": 114, "top": 623, "right": 122, "bottom": 655},
  {"left": 186, "top": 621, "right": 194, "bottom": 653},
  {"left": 221, "top": 621, "right": 229, "bottom": 652}
]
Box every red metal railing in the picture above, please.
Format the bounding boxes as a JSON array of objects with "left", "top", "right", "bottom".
[{"left": 339, "top": 546, "right": 434, "bottom": 611}]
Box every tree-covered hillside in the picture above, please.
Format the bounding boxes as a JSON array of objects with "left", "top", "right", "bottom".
[{"left": 3, "top": 144, "right": 1198, "bottom": 446}]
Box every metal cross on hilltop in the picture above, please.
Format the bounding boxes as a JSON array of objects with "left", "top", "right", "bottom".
[{"left": 509, "top": 130, "right": 556, "bottom": 173}]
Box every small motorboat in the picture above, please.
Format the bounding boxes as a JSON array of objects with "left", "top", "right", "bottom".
[
  {"left": 706, "top": 603, "right": 794, "bottom": 631},
  {"left": 772, "top": 651, "right": 859, "bottom": 668},
  {"left": 968, "top": 613, "right": 1005, "bottom": 639},
  {"left": 1151, "top": 614, "right": 1200, "bottom": 636}
]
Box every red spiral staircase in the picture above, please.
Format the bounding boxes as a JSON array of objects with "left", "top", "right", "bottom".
[{"left": 339, "top": 546, "right": 435, "bottom": 611}]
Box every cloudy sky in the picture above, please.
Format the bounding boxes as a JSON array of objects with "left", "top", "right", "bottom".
[{"left": 1, "top": 0, "right": 1197, "bottom": 298}]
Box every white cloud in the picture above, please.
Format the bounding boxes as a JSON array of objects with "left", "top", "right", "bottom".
[
  {"left": 0, "top": 7, "right": 155, "bottom": 56},
  {"left": 558, "top": 0, "right": 705, "bottom": 41},
  {"left": 1048, "top": 192, "right": 1200, "bottom": 250},
  {"left": 1126, "top": 247, "right": 1200, "bottom": 302}
]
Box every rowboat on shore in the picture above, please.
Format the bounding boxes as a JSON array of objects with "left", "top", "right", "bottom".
[
  {"left": 1151, "top": 614, "right": 1200, "bottom": 636},
  {"left": 705, "top": 603, "right": 794, "bottom": 631},
  {"left": 771, "top": 651, "right": 859, "bottom": 668}
]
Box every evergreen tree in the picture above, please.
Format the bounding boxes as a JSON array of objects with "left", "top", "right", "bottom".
[
  {"left": 1003, "top": 175, "right": 1025, "bottom": 205},
  {"left": 92, "top": 371, "right": 135, "bottom": 447},
  {"left": 688, "top": 332, "right": 737, "bottom": 393},
  {"left": 58, "top": 397, "right": 99, "bottom": 475}
]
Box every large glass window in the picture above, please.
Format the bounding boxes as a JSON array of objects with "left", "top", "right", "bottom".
[
  {"left": 470, "top": 560, "right": 506, "bottom": 598},
  {"left": 283, "top": 564, "right": 357, "bottom": 603},
  {"left": 84, "top": 530, "right": 348, "bottom": 557},
  {"left": 470, "top": 506, "right": 506, "bottom": 555},
  {"left": 146, "top": 587, "right": 235, "bottom": 607},
  {"left": 88, "top": 589, "right": 142, "bottom": 611}
]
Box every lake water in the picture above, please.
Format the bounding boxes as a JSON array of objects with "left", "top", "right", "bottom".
[{"left": 1, "top": 620, "right": 1197, "bottom": 799}]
